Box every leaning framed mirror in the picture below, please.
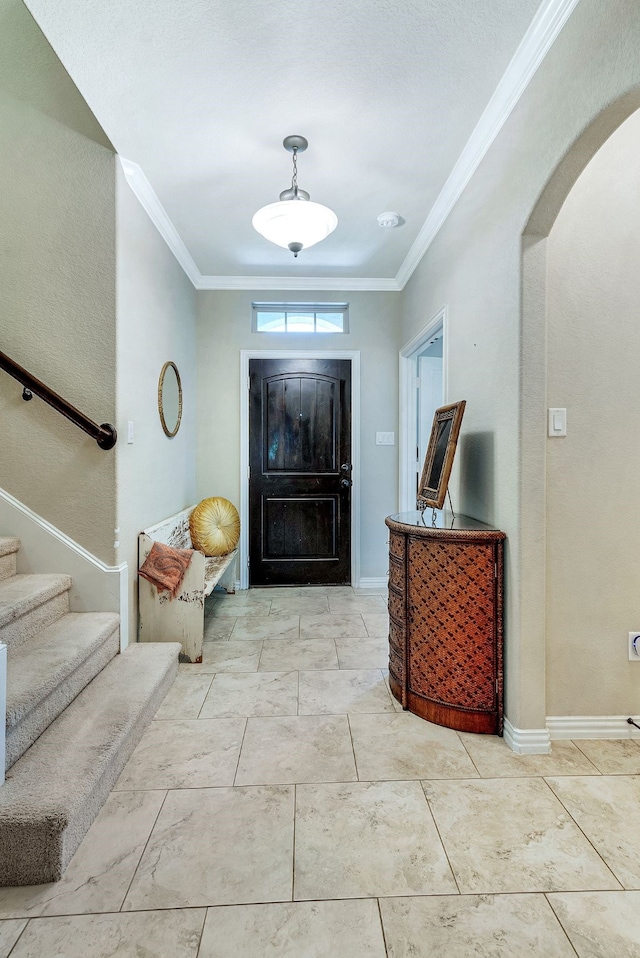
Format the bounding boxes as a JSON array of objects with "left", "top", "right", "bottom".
[
  {"left": 418, "top": 400, "right": 466, "bottom": 509},
  {"left": 158, "top": 361, "right": 183, "bottom": 437}
]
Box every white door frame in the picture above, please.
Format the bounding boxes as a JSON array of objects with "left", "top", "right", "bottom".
[
  {"left": 398, "top": 307, "right": 448, "bottom": 512},
  {"left": 239, "top": 349, "right": 361, "bottom": 590}
]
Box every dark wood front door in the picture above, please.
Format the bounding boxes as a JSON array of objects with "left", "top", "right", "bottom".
[{"left": 249, "top": 358, "right": 352, "bottom": 586}]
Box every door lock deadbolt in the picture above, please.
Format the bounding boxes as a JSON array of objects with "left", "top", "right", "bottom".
[
  {"left": 340, "top": 463, "right": 352, "bottom": 472},
  {"left": 340, "top": 477, "right": 352, "bottom": 489}
]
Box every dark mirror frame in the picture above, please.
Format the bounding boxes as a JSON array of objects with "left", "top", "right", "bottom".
[{"left": 417, "top": 400, "right": 466, "bottom": 509}]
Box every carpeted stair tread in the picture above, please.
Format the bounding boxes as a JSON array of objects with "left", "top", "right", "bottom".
[
  {"left": 6, "top": 612, "right": 120, "bottom": 727},
  {"left": 0, "top": 538, "right": 19, "bottom": 581},
  {"left": 0, "top": 574, "right": 71, "bottom": 630},
  {"left": 0, "top": 537, "right": 20, "bottom": 558},
  {"left": 0, "top": 642, "right": 179, "bottom": 886},
  {"left": 5, "top": 612, "right": 121, "bottom": 770}
]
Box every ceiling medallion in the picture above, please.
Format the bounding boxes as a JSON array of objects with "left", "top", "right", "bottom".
[{"left": 252, "top": 135, "right": 338, "bottom": 258}]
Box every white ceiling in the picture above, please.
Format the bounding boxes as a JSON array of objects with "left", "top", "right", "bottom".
[{"left": 25, "top": 0, "right": 565, "bottom": 287}]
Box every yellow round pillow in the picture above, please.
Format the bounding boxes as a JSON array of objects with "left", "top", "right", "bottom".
[{"left": 189, "top": 497, "right": 240, "bottom": 556}]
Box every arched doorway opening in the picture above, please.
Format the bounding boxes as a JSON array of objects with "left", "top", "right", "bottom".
[{"left": 520, "top": 95, "right": 640, "bottom": 748}]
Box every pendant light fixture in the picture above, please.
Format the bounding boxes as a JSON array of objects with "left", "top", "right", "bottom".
[{"left": 252, "top": 135, "right": 337, "bottom": 257}]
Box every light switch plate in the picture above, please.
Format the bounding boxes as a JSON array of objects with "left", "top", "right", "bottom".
[
  {"left": 548, "top": 408, "right": 566, "bottom": 437},
  {"left": 376, "top": 431, "right": 395, "bottom": 445}
]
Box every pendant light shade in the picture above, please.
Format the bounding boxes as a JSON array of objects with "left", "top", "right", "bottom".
[
  {"left": 252, "top": 136, "right": 337, "bottom": 257},
  {"left": 252, "top": 199, "right": 337, "bottom": 254}
]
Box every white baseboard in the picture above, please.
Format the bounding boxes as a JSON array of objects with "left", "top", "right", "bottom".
[
  {"left": 503, "top": 717, "right": 551, "bottom": 754},
  {"left": 236, "top": 578, "right": 387, "bottom": 592},
  {"left": 356, "top": 577, "right": 388, "bottom": 592},
  {"left": 547, "top": 715, "right": 640, "bottom": 740},
  {"left": 504, "top": 715, "right": 640, "bottom": 752}
]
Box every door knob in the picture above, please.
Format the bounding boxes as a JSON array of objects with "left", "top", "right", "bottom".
[
  {"left": 340, "top": 463, "right": 352, "bottom": 472},
  {"left": 340, "top": 477, "right": 352, "bottom": 489}
]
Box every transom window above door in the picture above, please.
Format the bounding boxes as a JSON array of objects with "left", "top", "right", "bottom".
[{"left": 252, "top": 303, "right": 348, "bottom": 334}]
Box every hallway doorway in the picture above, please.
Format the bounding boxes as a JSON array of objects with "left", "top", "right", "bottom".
[{"left": 399, "top": 309, "right": 446, "bottom": 511}]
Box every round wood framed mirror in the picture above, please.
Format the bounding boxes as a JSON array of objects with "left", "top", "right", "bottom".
[{"left": 158, "top": 361, "right": 183, "bottom": 437}]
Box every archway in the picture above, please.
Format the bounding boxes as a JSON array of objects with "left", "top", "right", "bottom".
[{"left": 520, "top": 93, "right": 640, "bottom": 748}]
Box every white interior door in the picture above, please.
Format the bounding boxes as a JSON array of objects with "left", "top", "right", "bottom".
[
  {"left": 398, "top": 308, "right": 447, "bottom": 512},
  {"left": 416, "top": 346, "right": 444, "bottom": 496}
]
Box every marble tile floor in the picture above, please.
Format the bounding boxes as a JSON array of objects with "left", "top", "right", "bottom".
[{"left": 1, "top": 586, "right": 640, "bottom": 956}]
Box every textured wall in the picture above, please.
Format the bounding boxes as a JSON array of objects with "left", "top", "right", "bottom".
[
  {"left": 0, "top": 0, "right": 117, "bottom": 562},
  {"left": 115, "top": 163, "right": 197, "bottom": 640},
  {"left": 196, "top": 290, "right": 401, "bottom": 583},
  {"left": 401, "top": 0, "right": 640, "bottom": 729},
  {"left": 546, "top": 109, "right": 640, "bottom": 716}
]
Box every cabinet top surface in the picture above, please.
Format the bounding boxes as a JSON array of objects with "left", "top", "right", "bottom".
[{"left": 386, "top": 511, "right": 506, "bottom": 538}]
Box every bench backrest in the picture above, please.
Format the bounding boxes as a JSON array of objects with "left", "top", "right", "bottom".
[{"left": 141, "top": 507, "right": 194, "bottom": 550}]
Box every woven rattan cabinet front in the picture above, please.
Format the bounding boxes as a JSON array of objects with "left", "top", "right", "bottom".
[{"left": 385, "top": 514, "right": 505, "bottom": 735}]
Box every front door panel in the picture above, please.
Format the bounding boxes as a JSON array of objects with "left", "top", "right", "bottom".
[{"left": 249, "top": 358, "right": 351, "bottom": 586}]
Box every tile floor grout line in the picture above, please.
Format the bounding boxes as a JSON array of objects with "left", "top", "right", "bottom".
[
  {"left": 539, "top": 775, "right": 626, "bottom": 890},
  {"left": 5, "top": 917, "right": 31, "bottom": 957},
  {"left": 195, "top": 674, "right": 215, "bottom": 719},
  {"left": 195, "top": 673, "right": 216, "bottom": 719},
  {"left": 543, "top": 892, "right": 582, "bottom": 957},
  {"left": 194, "top": 905, "right": 209, "bottom": 958},
  {"left": 5, "top": 889, "right": 591, "bottom": 926},
  {"left": 333, "top": 637, "right": 341, "bottom": 670},
  {"left": 346, "top": 713, "right": 361, "bottom": 781},
  {"left": 378, "top": 667, "right": 395, "bottom": 709},
  {"left": 291, "top": 783, "right": 297, "bottom": 903},
  {"left": 232, "top": 717, "right": 249, "bottom": 786},
  {"left": 454, "top": 730, "right": 483, "bottom": 778},
  {"left": 118, "top": 788, "right": 171, "bottom": 913},
  {"left": 570, "top": 739, "right": 606, "bottom": 775},
  {"left": 419, "top": 779, "right": 462, "bottom": 896},
  {"left": 376, "top": 897, "right": 390, "bottom": 958},
  {"left": 210, "top": 614, "right": 237, "bottom": 642}
]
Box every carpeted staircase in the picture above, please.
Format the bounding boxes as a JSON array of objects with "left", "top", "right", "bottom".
[{"left": 0, "top": 535, "right": 179, "bottom": 886}]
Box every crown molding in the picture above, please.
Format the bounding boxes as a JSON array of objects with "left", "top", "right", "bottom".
[
  {"left": 119, "top": 161, "right": 400, "bottom": 291},
  {"left": 196, "top": 275, "right": 400, "bottom": 292},
  {"left": 395, "top": 0, "right": 582, "bottom": 289},
  {"left": 119, "top": 157, "right": 201, "bottom": 287},
  {"left": 120, "top": 0, "right": 580, "bottom": 294}
]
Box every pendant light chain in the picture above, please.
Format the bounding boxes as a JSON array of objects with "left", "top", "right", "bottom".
[{"left": 291, "top": 148, "right": 298, "bottom": 198}]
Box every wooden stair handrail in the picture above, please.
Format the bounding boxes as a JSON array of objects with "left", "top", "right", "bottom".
[{"left": 0, "top": 349, "right": 117, "bottom": 450}]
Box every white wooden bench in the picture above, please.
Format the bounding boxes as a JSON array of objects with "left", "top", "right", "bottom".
[{"left": 138, "top": 506, "right": 237, "bottom": 663}]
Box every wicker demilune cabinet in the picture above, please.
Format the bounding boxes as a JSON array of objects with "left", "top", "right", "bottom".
[{"left": 385, "top": 512, "right": 506, "bottom": 734}]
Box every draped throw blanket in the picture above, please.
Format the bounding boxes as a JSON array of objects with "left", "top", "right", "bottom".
[{"left": 138, "top": 541, "right": 194, "bottom": 598}]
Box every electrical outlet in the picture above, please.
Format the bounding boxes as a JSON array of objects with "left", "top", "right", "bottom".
[{"left": 629, "top": 632, "right": 640, "bottom": 661}]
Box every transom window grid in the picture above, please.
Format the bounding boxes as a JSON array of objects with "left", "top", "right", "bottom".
[{"left": 252, "top": 303, "right": 348, "bottom": 334}]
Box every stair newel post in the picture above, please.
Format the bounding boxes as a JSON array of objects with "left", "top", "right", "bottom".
[{"left": 0, "top": 642, "right": 6, "bottom": 786}]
